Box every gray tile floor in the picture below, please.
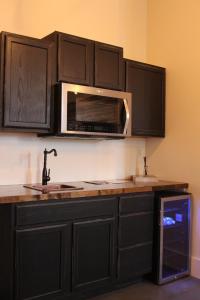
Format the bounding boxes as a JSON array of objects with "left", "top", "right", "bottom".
[{"left": 91, "top": 277, "right": 200, "bottom": 300}]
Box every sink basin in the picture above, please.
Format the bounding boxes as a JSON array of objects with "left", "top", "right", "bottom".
[{"left": 24, "top": 184, "right": 84, "bottom": 193}]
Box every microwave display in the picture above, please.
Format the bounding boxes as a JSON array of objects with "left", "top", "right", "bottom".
[{"left": 67, "top": 92, "right": 126, "bottom": 134}]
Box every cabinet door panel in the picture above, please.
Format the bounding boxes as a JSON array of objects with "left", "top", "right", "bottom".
[
  {"left": 126, "top": 60, "right": 165, "bottom": 137},
  {"left": 119, "top": 212, "right": 154, "bottom": 248},
  {"left": 58, "top": 34, "right": 94, "bottom": 85},
  {"left": 72, "top": 218, "right": 116, "bottom": 291},
  {"left": 118, "top": 243, "right": 153, "bottom": 282},
  {"left": 4, "top": 35, "right": 51, "bottom": 129},
  {"left": 95, "top": 42, "right": 123, "bottom": 90},
  {"left": 15, "top": 224, "right": 71, "bottom": 300}
]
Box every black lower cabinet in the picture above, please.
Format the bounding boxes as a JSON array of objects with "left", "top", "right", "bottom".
[
  {"left": 0, "top": 193, "right": 157, "bottom": 300},
  {"left": 118, "top": 243, "right": 153, "bottom": 282},
  {"left": 15, "top": 224, "right": 71, "bottom": 300},
  {"left": 119, "top": 212, "right": 154, "bottom": 247},
  {"left": 72, "top": 218, "right": 116, "bottom": 291},
  {"left": 118, "top": 193, "right": 154, "bottom": 283}
]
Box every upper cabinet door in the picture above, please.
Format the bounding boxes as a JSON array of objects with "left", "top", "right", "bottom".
[
  {"left": 58, "top": 33, "right": 94, "bottom": 85},
  {"left": 125, "top": 60, "right": 165, "bottom": 137},
  {"left": 94, "top": 42, "right": 123, "bottom": 90},
  {"left": 4, "top": 34, "right": 51, "bottom": 130}
]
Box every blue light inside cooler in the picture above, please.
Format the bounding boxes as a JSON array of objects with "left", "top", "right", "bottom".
[
  {"left": 176, "top": 213, "right": 183, "bottom": 222},
  {"left": 163, "top": 216, "right": 176, "bottom": 226}
]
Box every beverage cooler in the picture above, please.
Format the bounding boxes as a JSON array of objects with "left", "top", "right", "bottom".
[{"left": 153, "top": 191, "right": 191, "bottom": 284}]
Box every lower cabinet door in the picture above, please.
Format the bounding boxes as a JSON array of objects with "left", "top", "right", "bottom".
[
  {"left": 118, "top": 243, "right": 153, "bottom": 282},
  {"left": 15, "top": 224, "right": 71, "bottom": 300},
  {"left": 72, "top": 218, "right": 116, "bottom": 291}
]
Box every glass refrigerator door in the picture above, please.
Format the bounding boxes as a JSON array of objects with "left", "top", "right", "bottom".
[{"left": 159, "top": 196, "right": 191, "bottom": 283}]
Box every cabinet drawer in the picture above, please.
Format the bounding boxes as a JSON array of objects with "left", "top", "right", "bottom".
[
  {"left": 120, "top": 193, "right": 154, "bottom": 215},
  {"left": 119, "top": 212, "right": 153, "bottom": 248},
  {"left": 118, "top": 243, "right": 153, "bottom": 281},
  {"left": 16, "top": 197, "right": 117, "bottom": 226}
]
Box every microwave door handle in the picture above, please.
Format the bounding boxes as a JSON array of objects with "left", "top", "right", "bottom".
[{"left": 123, "top": 99, "right": 130, "bottom": 134}]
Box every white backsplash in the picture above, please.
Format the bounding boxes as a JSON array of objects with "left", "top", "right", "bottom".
[{"left": 0, "top": 132, "right": 145, "bottom": 185}]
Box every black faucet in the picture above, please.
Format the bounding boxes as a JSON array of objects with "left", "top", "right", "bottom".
[
  {"left": 42, "top": 148, "right": 57, "bottom": 185},
  {"left": 144, "top": 156, "right": 148, "bottom": 176}
]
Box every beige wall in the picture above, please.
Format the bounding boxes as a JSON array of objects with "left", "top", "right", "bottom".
[
  {"left": 1, "top": 0, "right": 199, "bottom": 279},
  {"left": 15, "top": 0, "right": 147, "bottom": 61},
  {"left": 147, "top": 0, "right": 200, "bottom": 277},
  {"left": 0, "top": 0, "right": 147, "bottom": 184}
]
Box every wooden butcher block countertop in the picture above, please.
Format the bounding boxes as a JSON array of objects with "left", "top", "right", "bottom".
[{"left": 0, "top": 179, "right": 188, "bottom": 204}]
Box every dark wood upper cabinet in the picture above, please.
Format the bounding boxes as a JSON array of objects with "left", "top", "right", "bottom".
[
  {"left": 0, "top": 32, "right": 52, "bottom": 131},
  {"left": 43, "top": 31, "right": 94, "bottom": 86},
  {"left": 94, "top": 42, "right": 123, "bottom": 90},
  {"left": 125, "top": 59, "right": 165, "bottom": 137},
  {"left": 58, "top": 33, "right": 94, "bottom": 85},
  {"left": 0, "top": 31, "right": 165, "bottom": 134},
  {"left": 43, "top": 32, "right": 123, "bottom": 90}
]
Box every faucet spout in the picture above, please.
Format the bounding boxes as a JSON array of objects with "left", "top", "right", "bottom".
[{"left": 45, "top": 148, "right": 57, "bottom": 156}]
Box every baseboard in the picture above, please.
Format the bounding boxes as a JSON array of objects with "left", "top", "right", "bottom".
[{"left": 191, "top": 256, "right": 200, "bottom": 278}]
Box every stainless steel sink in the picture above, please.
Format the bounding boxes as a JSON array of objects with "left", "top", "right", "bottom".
[{"left": 24, "top": 184, "right": 84, "bottom": 193}]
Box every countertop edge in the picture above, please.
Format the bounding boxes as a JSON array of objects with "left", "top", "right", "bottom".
[{"left": 0, "top": 181, "right": 189, "bottom": 204}]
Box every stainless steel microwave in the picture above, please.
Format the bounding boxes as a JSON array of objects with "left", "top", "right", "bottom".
[{"left": 56, "top": 83, "right": 132, "bottom": 138}]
